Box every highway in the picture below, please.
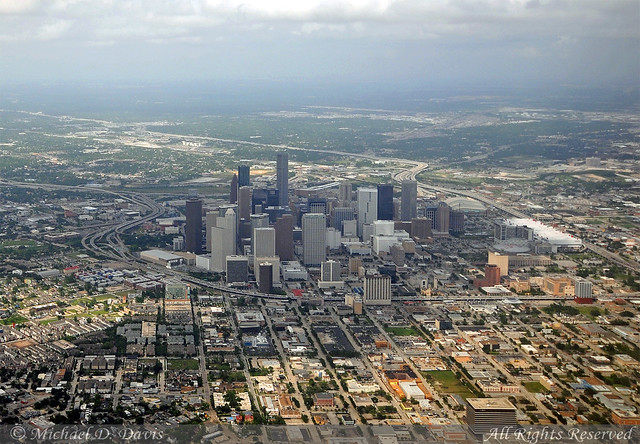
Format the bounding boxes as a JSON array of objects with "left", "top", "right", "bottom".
[
  {"left": 391, "top": 160, "right": 640, "bottom": 274},
  {"left": 6, "top": 109, "right": 637, "bottom": 274}
]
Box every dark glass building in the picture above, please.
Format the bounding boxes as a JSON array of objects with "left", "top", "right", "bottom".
[
  {"left": 238, "top": 165, "right": 250, "bottom": 187},
  {"left": 377, "top": 184, "right": 394, "bottom": 220},
  {"left": 185, "top": 197, "right": 203, "bottom": 254}
]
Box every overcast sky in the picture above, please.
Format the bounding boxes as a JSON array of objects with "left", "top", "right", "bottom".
[{"left": 1, "top": 0, "right": 638, "bottom": 88}]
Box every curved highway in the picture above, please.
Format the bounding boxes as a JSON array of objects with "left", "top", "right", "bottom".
[{"left": 389, "top": 161, "right": 640, "bottom": 273}]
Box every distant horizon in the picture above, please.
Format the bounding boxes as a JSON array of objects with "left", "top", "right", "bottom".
[{"left": 1, "top": 80, "right": 638, "bottom": 118}]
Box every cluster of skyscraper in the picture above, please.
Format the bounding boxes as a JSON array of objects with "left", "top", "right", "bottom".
[{"left": 180, "top": 153, "right": 464, "bottom": 295}]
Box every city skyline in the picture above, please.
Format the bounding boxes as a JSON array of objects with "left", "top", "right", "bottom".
[{"left": 0, "top": 0, "right": 638, "bottom": 431}]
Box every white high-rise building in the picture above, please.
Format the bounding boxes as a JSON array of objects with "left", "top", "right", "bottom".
[
  {"left": 342, "top": 219, "right": 357, "bottom": 238},
  {"left": 372, "top": 220, "right": 395, "bottom": 236},
  {"left": 363, "top": 275, "right": 391, "bottom": 305},
  {"left": 321, "top": 260, "right": 341, "bottom": 282},
  {"left": 318, "top": 259, "right": 343, "bottom": 289},
  {"left": 302, "top": 213, "right": 326, "bottom": 266},
  {"left": 210, "top": 208, "right": 237, "bottom": 272},
  {"left": 575, "top": 279, "right": 593, "bottom": 299},
  {"left": 357, "top": 187, "right": 378, "bottom": 238},
  {"left": 250, "top": 213, "right": 269, "bottom": 253},
  {"left": 254, "top": 227, "right": 275, "bottom": 257},
  {"left": 401, "top": 180, "right": 417, "bottom": 221},
  {"left": 253, "top": 227, "right": 276, "bottom": 272},
  {"left": 205, "top": 211, "right": 217, "bottom": 252}
]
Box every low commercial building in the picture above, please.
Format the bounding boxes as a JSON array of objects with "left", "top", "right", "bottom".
[
  {"left": 398, "top": 381, "right": 425, "bottom": 400},
  {"left": 280, "top": 261, "right": 308, "bottom": 281},
  {"left": 313, "top": 392, "right": 334, "bottom": 407},
  {"left": 140, "top": 249, "right": 184, "bottom": 268}
]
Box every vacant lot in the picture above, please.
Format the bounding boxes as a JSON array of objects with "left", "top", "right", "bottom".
[
  {"left": 384, "top": 326, "right": 422, "bottom": 337},
  {"left": 167, "top": 359, "right": 199, "bottom": 370},
  {"left": 425, "top": 370, "right": 476, "bottom": 399}
]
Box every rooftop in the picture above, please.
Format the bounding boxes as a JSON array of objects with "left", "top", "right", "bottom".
[{"left": 467, "top": 398, "right": 516, "bottom": 411}]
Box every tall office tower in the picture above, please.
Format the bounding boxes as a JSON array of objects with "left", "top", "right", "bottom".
[
  {"left": 484, "top": 264, "right": 500, "bottom": 286},
  {"left": 435, "top": 202, "right": 450, "bottom": 233},
  {"left": 308, "top": 197, "right": 327, "bottom": 215},
  {"left": 253, "top": 227, "right": 275, "bottom": 258},
  {"left": 466, "top": 398, "right": 517, "bottom": 436},
  {"left": 238, "top": 165, "right": 250, "bottom": 187},
  {"left": 253, "top": 227, "right": 276, "bottom": 274},
  {"left": 250, "top": 214, "right": 270, "bottom": 254},
  {"left": 363, "top": 275, "right": 392, "bottom": 305},
  {"left": 338, "top": 181, "right": 352, "bottom": 204},
  {"left": 348, "top": 257, "right": 362, "bottom": 275},
  {"left": 226, "top": 255, "right": 248, "bottom": 283},
  {"left": 575, "top": 279, "right": 593, "bottom": 303},
  {"left": 377, "top": 184, "right": 394, "bottom": 221},
  {"left": 424, "top": 204, "right": 437, "bottom": 228},
  {"left": 185, "top": 197, "right": 203, "bottom": 254},
  {"left": 342, "top": 219, "right": 357, "bottom": 238},
  {"left": 205, "top": 211, "right": 217, "bottom": 252},
  {"left": 321, "top": 260, "right": 341, "bottom": 282},
  {"left": 333, "top": 207, "right": 355, "bottom": 232},
  {"left": 257, "top": 263, "right": 273, "bottom": 293},
  {"left": 229, "top": 173, "right": 238, "bottom": 204},
  {"left": 393, "top": 199, "right": 401, "bottom": 220},
  {"left": 238, "top": 186, "right": 251, "bottom": 222},
  {"left": 275, "top": 214, "right": 294, "bottom": 261},
  {"left": 449, "top": 210, "right": 465, "bottom": 234},
  {"left": 302, "top": 213, "right": 326, "bottom": 266},
  {"left": 401, "top": 180, "right": 417, "bottom": 221},
  {"left": 211, "top": 208, "right": 237, "bottom": 272},
  {"left": 276, "top": 152, "right": 289, "bottom": 207},
  {"left": 357, "top": 187, "right": 378, "bottom": 238}
]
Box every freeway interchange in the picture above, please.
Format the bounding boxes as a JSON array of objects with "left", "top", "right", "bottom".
[{"left": 2, "top": 149, "right": 639, "bottom": 302}]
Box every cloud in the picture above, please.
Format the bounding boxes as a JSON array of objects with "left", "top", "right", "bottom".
[
  {"left": 0, "top": 0, "right": 636, "bottom": 43},
  {"left": 0, "top": 0, "right": 636, "bottom": 85},
  {"left": 0, "top": 0, "right": 39, "bottom": 14},
  {"left": 35, "top": 19, "right": 73, "bottom": 40}
]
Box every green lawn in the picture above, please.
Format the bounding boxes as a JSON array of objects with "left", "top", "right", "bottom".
[
  {"left": 94, "top": 294, "right": 116, "bottom": 302},
  {"left": 424, "top": 370, "right": 476, "bottom": 399},
  {"left": 70, "top": 297, "right": 92, "bottom": 305},
  {"left": 524, "top": 381, "right": 549, "bottom": 394},
  {"left": 1, "top": 314, "right": 29, "bottom": 325},
  {"left": 1, "top": 240, "right": 38, "bottom": 247},
  {"left": 576, "top": 306, "right": 601, "bottom": 319},
  {"left": 167, "top": 359, "right": 200, "bottom": 370},
  {"left": 385, "top": 326, "right": 422, "bottom": 337},
  {"left": 89, "top": 310, "right": 109, "bottom": 316}
]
